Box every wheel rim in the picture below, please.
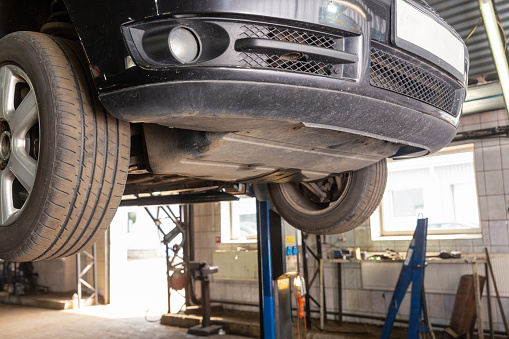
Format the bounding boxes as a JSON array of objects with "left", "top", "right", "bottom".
[
  {"left": 0, "top": 64, "right": 40, "bottom": 226},
  {"left": 279, "top": 173, "right": 353, "bottom": 216}
]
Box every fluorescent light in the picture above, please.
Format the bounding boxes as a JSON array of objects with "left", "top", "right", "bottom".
[{"left": 479, "top": 0, "right": 509, "bottom": 114}]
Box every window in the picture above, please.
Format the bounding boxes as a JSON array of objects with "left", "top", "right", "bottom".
[
  {"left": 371, "top": 144, "right": 481, "bottom": 239},
  {"left": 221, "top": 197, "right": 258, "bottom": 243},
  {"left": 127, "top": 211, "right": 137, "bottom": 233}
]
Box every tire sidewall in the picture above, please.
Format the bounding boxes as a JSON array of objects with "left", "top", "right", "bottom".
[
  {"left": 268, "top": 160, "right": 386, "bottom": 234},
  {"left": 0, "top": 33, "right": 57, "bottom": 254}
]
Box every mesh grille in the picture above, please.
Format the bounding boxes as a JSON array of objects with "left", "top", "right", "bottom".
[
  {"left": 370, "top": 48, "right": 456, "bottom": 114},
  {"left": 240, "top": 52, "right": 332, "bottom": 76},
  {"left": 240, "top": 25, "right": 336, "bottom": 50}
]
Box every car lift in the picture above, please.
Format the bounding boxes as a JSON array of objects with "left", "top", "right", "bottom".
[
  {"left": 257, "top": 200, "right": 300, "bottom": 339},
  {"left": 144, "top": 201, "right": 432, "bottom": 338},
  {"left": 380, "top": 217, "right": 435, "bottom": 339}
]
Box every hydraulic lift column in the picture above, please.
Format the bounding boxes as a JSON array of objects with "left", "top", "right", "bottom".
[{"left": 257, "top": 200, "right": 299, "bottom": 339}]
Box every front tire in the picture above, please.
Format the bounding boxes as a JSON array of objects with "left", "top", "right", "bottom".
[
  {"left": 268, "top": 159, "right": 387, "bottom": 234},
  {"left": 0, "top": 32, "right": 130, "bottom": 261}
]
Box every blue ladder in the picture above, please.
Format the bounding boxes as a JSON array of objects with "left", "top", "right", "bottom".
[{"left": 380, "top": 218, "right": 434, "bottom": 339}]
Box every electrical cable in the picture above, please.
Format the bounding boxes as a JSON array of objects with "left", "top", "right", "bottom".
[
  {"left": 497, "top": 19, "right": 507, "bottom": 51},
  {"left": 492, "top": 0, "right": 508, "bottom": 52},
  {"left": 464, "top": 17, "right": 482, "bottom": 44},
  {"left": 463, "top": 13, "right": 506, "bottom": 51}
]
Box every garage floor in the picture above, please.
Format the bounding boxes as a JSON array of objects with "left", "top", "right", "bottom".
[
  {"left": 0, "top": 303, "right": 245, "bottom": 339},
  {"left": 0, "top": 302, "right": 427, "bottom": 339}
]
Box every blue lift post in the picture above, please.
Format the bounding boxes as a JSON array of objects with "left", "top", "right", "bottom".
[
  {"left": 257, "top": 200, "right": 295, "bottom": 339},
  {"left": 257, "top": 200, "right": 276, "bottom": 339},
  {"left": 380, "top": 218, "right": 433, "bottom": 339}
]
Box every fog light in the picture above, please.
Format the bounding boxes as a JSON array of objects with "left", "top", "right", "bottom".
[{"left": 169, "top": 27, "right": 200, "bottom": 64}]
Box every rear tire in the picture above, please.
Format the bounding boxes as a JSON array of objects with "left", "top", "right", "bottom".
[
  {"left": 0, "top": 32, "right": 130, "bottom": 261},
  {"left": 268, "top": 160, "right": 387, "bottom": 234}
]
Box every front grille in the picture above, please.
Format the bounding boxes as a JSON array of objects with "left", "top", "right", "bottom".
[
  {"left": 370, "top": 48, "right": 456, "bottom": 114},
  {"left": 240, "top": 52, "right": 333, "bottom": 76},
  {"left": 240, "top": 25, "right": 336, "bottom": 50}
]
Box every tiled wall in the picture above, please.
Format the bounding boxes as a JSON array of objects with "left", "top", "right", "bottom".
[
  {"left": 193, "top": 108, "right": 509, "bottom": 332},
  {"left": 33, "top": 256, "right": 77, "bottom": 292},
  {"left": 192, "top": 203, "right": 260, "bottom": 312}
]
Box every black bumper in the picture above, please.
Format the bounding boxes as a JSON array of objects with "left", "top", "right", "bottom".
[
  {"left": 100, "top": 68, "right": 458, "bottom": 155},
  {"left": 64, "top": 0, "right": 466, "bottom": 156}
]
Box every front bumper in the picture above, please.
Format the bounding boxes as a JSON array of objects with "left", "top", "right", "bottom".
[
  {"left": 65, "top": 0, "right": 467, "bottom": 158},
  {"left": 101, "top": 64, "right": 458, "bottom": 157},
  {"left": 106, "top": 16, "right": 465, "bottom": 156}
]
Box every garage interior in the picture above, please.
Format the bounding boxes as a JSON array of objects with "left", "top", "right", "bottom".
[{"left": 2, "top": 0, "right": 509, "bottom": 338}]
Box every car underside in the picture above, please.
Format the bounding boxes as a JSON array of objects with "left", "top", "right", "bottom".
[{"left": 0, "top": 0, "right": 468, "bottom": 261}]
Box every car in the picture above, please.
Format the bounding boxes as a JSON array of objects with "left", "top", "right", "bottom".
[{"left": 0, "top": 0, "right": 468, "bottom": 261}]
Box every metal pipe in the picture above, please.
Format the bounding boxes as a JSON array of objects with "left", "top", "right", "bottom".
[
  {"left": 479, "top": 0, "right": 509, "bottom": 115},
  {"left": 485, "top": 262, "right": 494, "bottom": 339},
  {"left": 93, "top": 244, "right": 98, "bottom": 305},
  {"left": 337, "top": 263, "right": 343, "bottom": 326},
  {"left": 76, "top": 253, "right": 81, "bottom": 308},
  {"left": 301, "top": 233, "right": 312, "bottom": 328}
]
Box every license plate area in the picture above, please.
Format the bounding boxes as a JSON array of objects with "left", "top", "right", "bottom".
[{"left": 393, "top": 0, "right": 465, "bottom": 81}]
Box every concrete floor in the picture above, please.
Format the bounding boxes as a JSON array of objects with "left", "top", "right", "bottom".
[{"left": 0, "top": 303, "right": 246, "bottom": 339}]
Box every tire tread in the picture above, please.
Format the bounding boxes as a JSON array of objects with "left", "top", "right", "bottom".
[{"left": 0, "top": 32, "right": 129, "bottom": 261}]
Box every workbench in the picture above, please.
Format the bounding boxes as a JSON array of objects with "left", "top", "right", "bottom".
[{"left": 319, "top": 257, "right": 491, "bottom": 337}]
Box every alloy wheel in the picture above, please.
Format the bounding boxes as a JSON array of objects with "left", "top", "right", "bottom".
[{"left": 0, "top": 64, "right": 39, "bottom": 226}]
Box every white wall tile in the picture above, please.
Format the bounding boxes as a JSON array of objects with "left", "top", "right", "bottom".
[
  {"left": 489, "top": 245, "right": 509, "bottom": 253},
  {"left": 484, "top": 146, "right": 503, "bottom": 171},
  {"left": 479, "top": 196, "right": 489, "bottom": 221},
  {"left": 482, "top": 137, "right": 501, "bottom": 148},
  {"left": 489, "top": 221, "right": 509, "bottom": 246},
  {"left": 343, "top": 267, "right": 361, "bottom": 289},
  {"left": 475, "top": 146, "right": 485, "bottom": 172},
  {"left": 485, "top": 170, "right": 505, "bottom": 195},
  {"left": 481, "top": 121, "right": 500, "bottom": 130},
  {"left": 370, "top": 291, "right": 387, "bottom": 314},
  {"left": 501, "top": 144, "right": 509, "bottom": 170},
  {"left": 487, "top": 195, "right": 507, "bottom": 220},
  {"left": 477, "top": 172, "right": 487, "bottom": 196},
  {"left": 356, "top": 290, "right": 372, "bottom": 313},
  {"left": 427, "top": 294, "right": 446, "bottom": 319},
  {"left": 343, "top": 288, "right": 359, "bottom": 311},
  {"left": 480, "top": 111, "right": 498, "bottom": 124},
  {"left": 443, "top": 294, "right": 456, "bottom": 323},
  {"left": 462, "top": 113, "right": 481, "bottom": 125}
]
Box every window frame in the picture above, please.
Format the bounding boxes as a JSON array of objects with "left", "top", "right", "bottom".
[
  {"left": 371, "top": 143, "right": 482, "bottom": 240},
  {"left": 220, "top": 198, "right": 258, "bottom": 243}
]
